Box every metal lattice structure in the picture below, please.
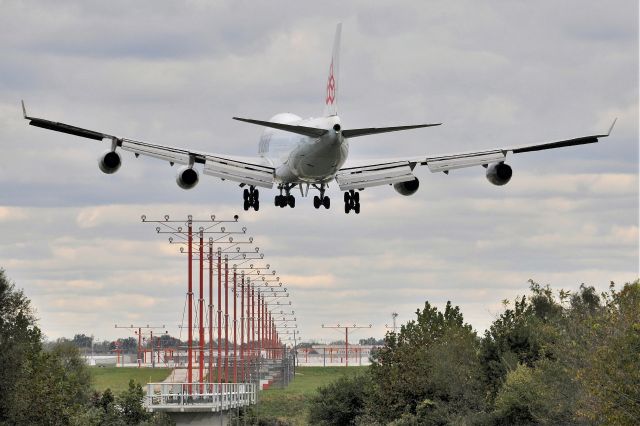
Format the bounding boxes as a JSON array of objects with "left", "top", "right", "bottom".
[{"left": 140, "top": 214, "right": 298, "bottom": 411}]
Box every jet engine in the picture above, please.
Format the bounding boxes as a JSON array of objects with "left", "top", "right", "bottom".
[
  {"left": 98, "top": 150, "right": 122, "bottom": 174},
  {"left": 393, "top": 177, "right": 420, "bottom": 196},
  {"left": 486, "top": 162, "right": 512, "bottom": 186},
  {"left": 176, "top": 166, "right": 199, "bottom": 190}
]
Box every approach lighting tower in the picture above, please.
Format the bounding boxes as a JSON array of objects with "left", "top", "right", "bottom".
[
  {"left": 321, "top": 323, "right": 372, "bottom": 367},
  {"left": 114, "top": 324, "right": 166, "bottom": 367}
]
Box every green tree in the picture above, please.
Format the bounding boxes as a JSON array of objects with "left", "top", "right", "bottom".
[
  {"left": 571, "top": 280, "right": 640, "bottom": 424},
  {"left": 480, "top": 281, "right": 563, "bottom": 402},
  {"left": 308, "top": 373, "right": 371, "bottom": 425},
  {"left": 0, "top": 269, "right": 43, "bottom": 422},
  {"left": 6, "top": 341, "right": 93, "bottom": 425},
  {"left": 366, "top": 301, "right": 485, "bottom": 424},
  {"left": 119, "top": 380, "right": 152, "bottom": 424}
]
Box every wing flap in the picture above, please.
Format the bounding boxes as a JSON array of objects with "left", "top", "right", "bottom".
[
  {"left": 425, "top": 150, "right": 505, "bottom": 173},
  {"left": 336, "top": 162, "right": 415, "bottom": 191},
  {"left": 121, "top": 139, "right": 192, "bottom": 165},
  {"left": 203, "top": 156, "right": 275, "bottom": 188}
]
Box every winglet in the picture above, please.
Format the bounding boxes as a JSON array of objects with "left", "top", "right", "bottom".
[
  {"left": 607, "top": 118, "right": 617, "bottom": 136},
  {"left": 21, "top": 100, "right": 27, "bottom": 119}
]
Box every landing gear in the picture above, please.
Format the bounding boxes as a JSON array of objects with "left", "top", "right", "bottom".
[
  {"left": 275, "top": 194, "right": 295, "bottom": 208},
  {"left": 344, "top": 190, "right": 360, "bottom": 214},
  {"left": 313, "top": 185, "right": 330, "bottom": 209},
  {"left": 275, "top": 185, "right": 296, "bottom": 208},
  {"left": 242, "top": 186, "right": 260, "bottom": 211}
]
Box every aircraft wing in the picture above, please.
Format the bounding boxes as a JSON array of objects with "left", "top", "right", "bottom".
[
  {"left": 335, "top": 121, "right": 616, "bottom": 191},
  {"left": 22, "top": 101, "right": 275, "bottom": 189}
]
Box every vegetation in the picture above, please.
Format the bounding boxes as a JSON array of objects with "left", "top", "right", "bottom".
[
  {"left": 308, "top": 279, "right": 640, "bottom": 425},
  {"left": 0, "top": 269, "right": 174, "bottom": 425},
  {"left": 3, "top": 266, "right": 638, "bottom": 425},
  {"left": 90, "top": 367, "right": 173, "bottom": 394},
  {"left": 238, "top": 367, "right": 367, "bottom": 425}
]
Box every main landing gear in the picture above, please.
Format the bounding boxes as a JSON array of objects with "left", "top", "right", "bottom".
[
  {"left": 313, "top": 185, "right": 330, "bottom": 209},
  {"left": 243, "top": 186, "right": 259, "bottom": 211},
  {"left": 275, "top": 194, "right": 295, "bottom": 208},
  {"left": 275, "top": 184, "right": 296, "bottom": 208},
  {"left": 344, "top": 190, "right": 360, "bottom": 214}
]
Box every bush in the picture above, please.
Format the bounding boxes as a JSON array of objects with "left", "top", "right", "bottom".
[{"left": 308, "top": 372, "right": 371, "bottom": 425}]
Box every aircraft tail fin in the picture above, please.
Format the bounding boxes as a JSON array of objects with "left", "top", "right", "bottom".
[{"left": 323, "top": 23, "right": 342, "bottom": 117}]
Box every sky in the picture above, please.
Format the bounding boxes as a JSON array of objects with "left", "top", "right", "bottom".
[{"left": 0, "top": 1, "right": 638, "bottom": 344}]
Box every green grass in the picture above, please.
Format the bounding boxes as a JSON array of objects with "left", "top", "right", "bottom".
[
  {"left": 90, "top": 367, "right": 173, "bottom": 394},
  {"left": 253, "top": 366, "right": 367, "bottom": 425}
]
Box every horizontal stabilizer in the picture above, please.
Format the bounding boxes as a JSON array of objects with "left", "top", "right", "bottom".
[
  {"left": 342, "top": 123, "right": 441, "bottom": 138},
  {"left": 233, "top": 117, "right": 328, "bottom": 138}
]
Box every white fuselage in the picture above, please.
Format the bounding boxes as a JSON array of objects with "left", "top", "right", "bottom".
[{"left": 258, "top": 113, "right": 349, "bottom": 185}]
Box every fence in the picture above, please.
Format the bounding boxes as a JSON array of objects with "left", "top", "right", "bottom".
[{"left": 145, "top": 382, "right": 256, "bottom": 412}]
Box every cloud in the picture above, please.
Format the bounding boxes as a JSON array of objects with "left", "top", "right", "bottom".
[{"left": 0, "top": 1, "right": 637, "bottom": 343}]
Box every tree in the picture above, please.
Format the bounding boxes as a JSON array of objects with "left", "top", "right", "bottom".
[
  {"left": 0, "top": 269, "right": 42, "bottom": 422},
  {"left": 119, "top": 337, "right": 139, "bottom": 353},
  {"left": 6, "top": 341, "right": 93, "bottom": 425},
  {"left": 480, "top": 281, "right": 563, "bottom": 402},
  {"left": 72, "top": 333, "right": 94, "bottom": 350},
  {"left": 308, "top": 373, "right": 372, "bottom": 425},
  {"left": 571, "top": 280, "right": 640, "bottom": 424},
  {"left": 0, "top": 269, "right": 174, "bottom": 425},
  {"left": 366, "top": 301, "right": 485, "bottom": 424},
  {"left": 119, "top": 380, "right": 153, "bottom": 424}
]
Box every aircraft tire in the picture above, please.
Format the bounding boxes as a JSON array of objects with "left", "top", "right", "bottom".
[
  {"left": 274, "top": 195, "right": 280, "bottom": 206},
  {"left": 354, "top": 203, "right": 360, "bottom": 214},
  {"left": 354, "top": 192, "right": 360, "bottom": 203},
  {"left": 323, "top": 196, "right": 330, "bottom": 209},
  {"left": 254, "top": 200, "right": 260, "bottom": 211},
  {"left": 344, "top": 203, "right": 350, "bottom": 214},
  {"left": 243, "top": 189, "right": 250, "bottom": 201},
  {"left": 243, "top": 200, "right": 250, "bottom": 211},
  {"left": 288, "top": 195, "right": 295, "bottom": 208},
  {"left": 344, "top": 192, "right": 350, "bottom": 203},
  {"left": 313, "top": 196, "right": 321, "bottom": 209}
]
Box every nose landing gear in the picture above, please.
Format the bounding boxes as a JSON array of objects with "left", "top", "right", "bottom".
[
  {"left": 344, "top": 190, "right": 360, "bottom": 214},
  {"left": 242, "top": 186, "right": 260, "bottom": 211}
]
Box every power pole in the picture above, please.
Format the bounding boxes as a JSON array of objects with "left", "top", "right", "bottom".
[{"left": 322, "top": 323, "right": 372, "bottom": 367}]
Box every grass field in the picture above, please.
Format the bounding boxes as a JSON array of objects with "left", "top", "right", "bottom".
[
  {"left": 254, "top": 366, "right": 367, "bottom": 425},
  {"left": 90, "top": 367, "right": 173, "bottom": 394},
  {"left": 89, "top": 365, "right": 364, "bottom": 424}
]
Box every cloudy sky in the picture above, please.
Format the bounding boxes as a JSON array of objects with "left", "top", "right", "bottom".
[{"left": 0, "top": 1, "right": 637, "bottom": 344}]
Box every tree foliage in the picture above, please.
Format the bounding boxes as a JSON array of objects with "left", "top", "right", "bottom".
[
  {"left": 308, "top": 373, "right": 371, "bottom": 425},
  {"left": 0, "top": 268, "right": 43, "bottom": 422},
  {"left": 0, "top": 269, "right": 173, "bottom": 425},
  {"left": 308, "top": 279, "right": 640, "bottom": 425},
  {"left": 361, "top": 301, "right": 484, "bottom": 424}
]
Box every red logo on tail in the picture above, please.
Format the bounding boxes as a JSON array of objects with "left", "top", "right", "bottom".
[{"left": 326, "top": 61, "right": 335, "bottom": 105}]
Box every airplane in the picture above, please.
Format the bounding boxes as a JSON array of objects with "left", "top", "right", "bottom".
[{"left": 22, "top": 23, "right": 616, "bottom": 214}]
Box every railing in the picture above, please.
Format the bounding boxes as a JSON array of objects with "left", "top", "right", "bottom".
[{"left": 145, "top": 382, "right": 256, "bottom": 412}]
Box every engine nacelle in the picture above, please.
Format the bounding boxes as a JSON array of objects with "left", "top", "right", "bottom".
[
  {"left": 393, "top": 177, "right": 420, "bottom": 196},
  {"left": 176, "top": 166, "right": 199, "bottom": 190},
  {"left": 98, "top": 150, "right": 121, "bottom": 174},
  {"left": 486, "top": 162, "right": 512, "bottom": 186}
]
